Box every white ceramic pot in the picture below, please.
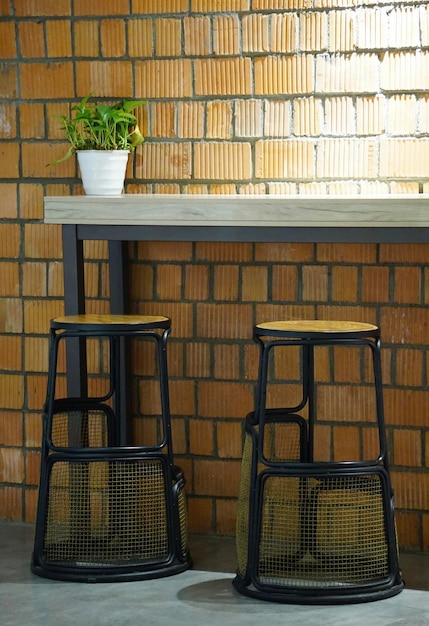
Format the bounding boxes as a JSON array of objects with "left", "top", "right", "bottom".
[{"left": 77, "top": 150, "right": 129, "bottom": 196}]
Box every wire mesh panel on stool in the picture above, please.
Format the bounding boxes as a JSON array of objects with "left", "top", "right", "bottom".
[
  {"left": 233, "top": 320, "right": 404, "bottom": 604},
  {"left": 31, "top": 314, "right": 191, "bottom": 582}
]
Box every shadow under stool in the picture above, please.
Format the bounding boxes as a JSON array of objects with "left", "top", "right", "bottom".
[
  {"left": 31, "top": 314, "right": 191, "bottom": 582},
  {"left": 233, "top": 320, "right": 404, "bottom": 604}
]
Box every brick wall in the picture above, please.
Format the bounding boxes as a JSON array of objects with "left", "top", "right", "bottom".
[{"left": 1, "top": 0, "right": 429, "bottom": 550}]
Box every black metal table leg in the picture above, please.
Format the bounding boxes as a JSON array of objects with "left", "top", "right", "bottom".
[
  {"left": 108, "top": 240, "right": 129, "bottom": 445},
  {"left": 62, "top": 224, "right": 87, "bottom": 398}
]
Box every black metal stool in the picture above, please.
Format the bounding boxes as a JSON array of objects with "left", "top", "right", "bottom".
[
  {"left": 233, "top": 320, "right": 403, "bottom": 604},
  {"left": 32, "top": 314, "right": 191, "bottom": 582}
]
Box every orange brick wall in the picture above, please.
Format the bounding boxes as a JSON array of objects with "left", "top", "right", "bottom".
[{"left": 1, "top": 1, "right": 429, "bottom": 551}]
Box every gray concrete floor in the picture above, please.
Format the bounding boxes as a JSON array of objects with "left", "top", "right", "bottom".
[{"left": 2, "top": 522, "right": 429, "bottom": 625}]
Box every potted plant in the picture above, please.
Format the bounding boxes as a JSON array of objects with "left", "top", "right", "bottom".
[{"left": 51, "top": 95, "right": 147, "bottom": 196}]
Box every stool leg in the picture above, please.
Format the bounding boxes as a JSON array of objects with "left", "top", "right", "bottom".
[
  {"left": 371, "top": 338, "right": 388, "bottom": 467},
  {"left": 254, "top": 337, "right": 313, "bottom": 418},
  {"left": 157, "top": 328, "right": 174, "bottom": 465},
  {"left": 303, "top": 343, "right": 315, "bottom": 463},
  {"left": 44, "top": 327, "right": 59, "bottom": 417},
  {"left": 254, "top": 338, "right": 316, "bottom": 464},
  {"left": 110, "top": 336, "right": 123, "bottom": 445},
  {"left": 254, "top": 335, "right": 269, "bottom": 425},
  {"left": 112, "top": 335, "right": 129, "bottom": 446}
]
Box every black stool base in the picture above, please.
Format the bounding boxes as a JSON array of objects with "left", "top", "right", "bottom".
[
  {"left": 31, "top": 455, "right": 190, "bottom": 583},
  {"left": 232, "top": 575, "right": 404, "bottom": 605},
  {"left": 31, "top": 557, "right": 191, "bottom": 583}
]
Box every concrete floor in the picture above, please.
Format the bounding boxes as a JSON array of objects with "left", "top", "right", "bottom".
[{"left": 2, "top": 522, "right": 429, "bottom": 625}]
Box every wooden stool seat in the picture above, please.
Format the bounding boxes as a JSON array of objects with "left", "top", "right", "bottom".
[
  {"left": 255, "top": 320, "right": 379, "bottom": 338},
  {"left": 51, "top": 314, "right": 170, "bottom": 332}
]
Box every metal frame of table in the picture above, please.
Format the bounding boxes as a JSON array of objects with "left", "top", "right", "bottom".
[{"left": 45, "top": 194, "right": 429, "bottom": 443}]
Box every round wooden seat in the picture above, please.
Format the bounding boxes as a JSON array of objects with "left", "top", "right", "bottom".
[
  {"left": 51, "top": 314, "right": 170, "bottom": 332},
  {"left": 255, "top": 319, "right": 379, "bottom": 339}
]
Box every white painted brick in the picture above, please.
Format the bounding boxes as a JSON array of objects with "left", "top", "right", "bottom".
[
  {"left": 388, "top": 7, "right": 420, "bottom": 48},
  {"left": 356, "top": 8, "right": 388, "bottom": 50},
  {"left": 421, "top": 5, "right": 429, "bottom": 47},
  {"left": 356, "top": 95, "right": 385, "bottom": 136},
  {"left": 315, "top": 53, "right": 379, "bottom": 94},
  {"left": 381, "top": 51, "right": 429, "bottom": 91},
  {"left": 360, "top": 181, "right": 389, "bottom": 194},
  {"left": 418, "top": 96, "right": 429, "bottom": 134},
  {"left": 387, "top": 95, "right": 417, "bottom": 135},
  {"left": 324, "top": 97, "right": 355, "bottom": 135},
  {"left": 380, "top": 138, "right": 429, "bottom": 178},
  {"left": 299, "top": 181, "right": 328, "bottom": 193},
  {"left": 316, "top": 139, "right": 377, "bottom": 179},
  {"left": 390, "top": 181, "right": 420, "bottom": 194}
]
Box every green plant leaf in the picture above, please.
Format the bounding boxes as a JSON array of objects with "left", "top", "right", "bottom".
[
  {"left": 121, "top": 100, "right": 147, "bottom": 113},
  {"left": 48, "top": 95, "right": 148, "bottom": 164},
  {"left": 48, "top": 145, "right": 75, "bottom": 166},
  {"left": 130, "top": 124, "right": 145, "bottom": 147}
]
